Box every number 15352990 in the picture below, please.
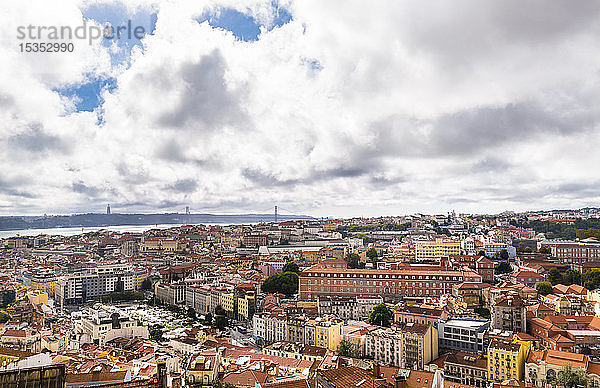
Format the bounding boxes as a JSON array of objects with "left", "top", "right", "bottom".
[{"left": 19, "top": 42, "right": 74, "bottom": 52}]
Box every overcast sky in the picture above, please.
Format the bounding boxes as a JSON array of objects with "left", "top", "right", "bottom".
[{"left": 2, "top": 0, "right": 600, "bottom": 217}]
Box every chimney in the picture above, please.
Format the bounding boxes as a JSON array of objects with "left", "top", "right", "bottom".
[
  {"left": 394, "top": 375, "right": 407, "bottom": 388},
  {"left": 373, "top": 362, "right": 380, "bottom": 378}
]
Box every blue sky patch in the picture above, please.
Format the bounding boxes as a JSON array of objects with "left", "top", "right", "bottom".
[
  {"left": 200, "top": 8, "right": 261, "bottom": 42},
  {"left": 81, "top": 3, "right": 157, "bottom": 66},
  {"left": 198, "top": 3, "right": 292, "bottom": 42},
  {"left": 55, "top": 76, "right": 117, "bottom": 113}
]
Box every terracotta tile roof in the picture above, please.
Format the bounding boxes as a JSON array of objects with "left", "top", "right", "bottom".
[
  {"left": 65, "top": 371, "right": 127, "bottom": 384},
  {"left": 512, "top": 270, "right": 543, "bottom": 278},
  {"left": 545, "top": 349, "right": 587, "bottom": 369},
  {"left": 222, "top": 370, "right": 268, "bottom": 387},
  {"left": 1, "top": 330, "right": 28, "bottom": 338},
  {"left": 0, "top": 347, "right": 34, "bottom": 359},
  {"left": 445, "top": 352, "right": 487, "bottom": 369},
  {"left": 548, "top": 334, "right": 574, "bottom": 345},
  {"left": 406, "top": 370, "right": 435, "bottom": 388},
  {"left": 588, "top": 362, "right": 600, "bottom": 376},
  {"left": 318, "top": 366, "right": 384, "bottom": 388},
  {"left": 428, "top": 353, "right": 449, "bottom": 368},
  {"left": 263, "top": 378, "right": 310, "bottom": 388}
]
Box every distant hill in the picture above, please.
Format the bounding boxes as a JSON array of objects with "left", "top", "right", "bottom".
[{"left": 0, "top": 213, "right": 314, "bottom": 231}]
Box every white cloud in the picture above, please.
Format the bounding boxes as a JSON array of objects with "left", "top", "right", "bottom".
[{"left": 1, "top": 0, "right": 600, "bottom": 217}]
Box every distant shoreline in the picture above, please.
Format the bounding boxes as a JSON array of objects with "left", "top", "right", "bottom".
[{"left": 0, "top": 212, "right": 314, "bottom": 236}]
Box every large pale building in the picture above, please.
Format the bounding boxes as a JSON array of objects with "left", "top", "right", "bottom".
[
  {"left": 365, "top": 323, "right": 438, "bottom": 369},
  {"left": 415, "top": 238, "right": 461, "bottom": 261},
  {"left": 55, "top": 267, "right": 135, "bottom": 306},
  {"left": 299, "top": 267, "right": 481, "bottom": 301}
]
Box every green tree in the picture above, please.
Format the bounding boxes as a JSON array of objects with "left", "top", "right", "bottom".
[
  {"left": 99, "top": 291, "right": 145, "bottom": 303},
  {"left": 535, "top": 281, "right": 553, "bottom": 295},
  {"left": 336, "top": 339, "right": 360, "bottom": 358},
  {"left": 278, "top": 272, "right": 299, "bottom": 295},
  {"left": 281, "top": 261, "right": 300, "bottom": 274},
  {"left": 141, "top": 279, "right": 152, "bottom": 291},
  {"left": 261, "top": 272, "right": 299, "bottom": 295},
  {"left": 563, "top": 269, "right": 581, "bottom": 286},
  {"left": 0, "top": 311, "right": 10, "bottom": 324},
  {"left": 539, "top": 246, "right": 551, "bottom": 254},
  {"left": 369, "top": 304, "right": 393, "bottom": 327},
  {"left": 204, "top": 312, "right": 213, "bottom": 325},
  {"left": 474, "top": 307, "right": 490, "bottom": 320},
  {"left": 556, "top": 364, "right": 588, "bottom": 388},
  {"left": 366, "top": 247, "right": 379, "bottom": 263},
  {"left": 261, "top": 274, "right": 279, "bottom": 294},
  {"left": 547, "top": 267, "right": 563, "bottom": 285},
  {"left": 523, "top": 246, "right": 533, "bottom": 253},
  {"left": 494, "top": 261, "right": 512, "bottom": 275},
  {"left": 516, "top": 242, "right": 526, "bottom": 253},
  {"left": 149, "top": 325, "right": 163, "bottom": 342},
  {"left": 215, "top": 305, "right": 226, "bottom": 317},
  {"left": 215, "top": 315, "right": 228, "bottom": 330},
  {"left": 345, "top": 253, "right": 361, "bottom": 269},
  {"left": 187, "top": 307, "right": 197, "bottom": 320},
  {"left": 214, "top": 305, "right": 228, "bottom": 330},
  {"left": 477, "top": 250, "right": 486, "bottom": 257},
  {"left": 499, "top": 249, "right": 509, "bottom": 261},
  {"left": 582, "top": 268, "right": 600, "bottom": 290}
]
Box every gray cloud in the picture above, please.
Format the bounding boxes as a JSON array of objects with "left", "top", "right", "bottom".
[
  {"left": 242, "top": 166, "right": 404, "bottom": 189},
  {"left": 402, "top": 1, "right": 600, "bottom": 67},
  {"left": 0, "top": 93, "right": 14, "bottom": 108},
  {"left": 241, "top": 166, "right": 373, "bottom": 187},
  {"left": 0, "top": 175, "right": 35, "bottom": 199},
  {"left": 158, "top": 49, "right": 248, "bottom": 131},
  {"left": 471, "top": 157, "right": 512, "bottom": 173},
  {"left": 8, "top": 123, "right": 70, "bottom": 154},
  {"left": 370, "top": 100, "right": 598, "bottom": 158},
  {"left": 71, "top": 181, "right": 113, "bottom": 198},
  {"left": 154, "top": 139, "right": 210, "bottom": 166},
  {"left": 167, "top": 179, "right": 198, "bottom": 193},
  {"left": 116, "top": 162, "right": 150, "bottom": 185}
]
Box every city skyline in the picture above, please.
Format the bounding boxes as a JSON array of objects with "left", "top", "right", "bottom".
[{"left": 2, "top": 1, "right": 600, "bottom": 217}]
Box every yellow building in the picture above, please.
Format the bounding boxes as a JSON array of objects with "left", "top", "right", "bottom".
[
  {"left": 297, "top": 300, "right": 318, "bottom": 309},
  {"left": 262, "top": 341, "right": 327, "bottom": 362},
  {"left": 27, "top": 291, "right": 48, "bottom": 306},
  {"left": 415, "top": 238, "right": 460, "bottom": 261},
  {"left": 315, "top": 318, "right": 343, "bottom": 351},
  {"left": 0, "top": 347, "right": 34, "bottom": 367},
  {"left": 140, "top": 237, "right": 179, "bottom": 253},
  {"left": 134, "top": 267, "right": 150, "bottom": 290},
  {"left": 219, "top": 292, "right": 236, "bottom": 315},
  {"left": 237, "top": 293, "right": 256, "bottom": 320},
  {"left": 488, "top": 339, "right": 526, "bottom": 383},
  {"left": 30, "top": 272, "right": 56, "bottom": 296}
]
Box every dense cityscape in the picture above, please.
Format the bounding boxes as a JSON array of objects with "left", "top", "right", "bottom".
[
  {"left": 5, "top": 0, "right": 600, "bottom": 387},
  {"left": 1, "top": 208, "right": 600, "bottom": 387}
]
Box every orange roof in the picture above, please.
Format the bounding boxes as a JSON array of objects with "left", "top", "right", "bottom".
[
  {"left": 588, "top": 362, "right": 600, "bottom": 376},
  {"left": 543, "top": 349, "right": 587, "bottom": 368}
]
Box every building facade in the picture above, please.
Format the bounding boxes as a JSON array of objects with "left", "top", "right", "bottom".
[
  {"left": 438, "top": 319, "right": 489, "bottom": 353},
  {"left": 365, "top": 323, "right": 438, "bottom": 369},
  {"left": 299, "top": 268, "right": 482, "bottom": 301},
  {"left": 491, "top": 294, "right": 526, "bottom": 333}
]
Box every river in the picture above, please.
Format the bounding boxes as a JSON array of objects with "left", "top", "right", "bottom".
[{"left": 0, "top": 223, "right": 234, "bottom": 238}]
